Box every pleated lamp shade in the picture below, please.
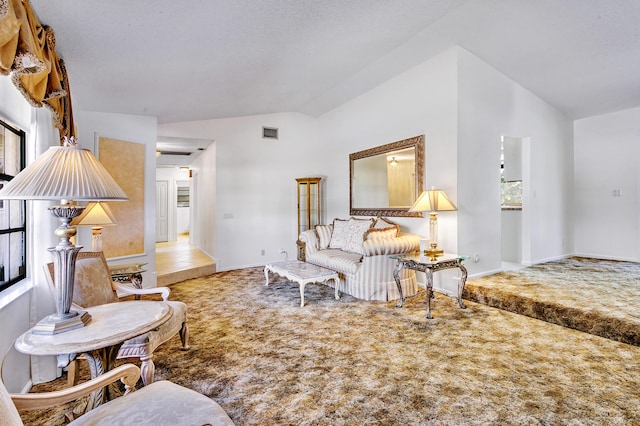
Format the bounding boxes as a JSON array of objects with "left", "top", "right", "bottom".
[
  {"left": 71, "top": 201, "right": 118, "bottom": 227},
  {"left": 408, "top": 187, "right": 456, "bottom": 258},
  {"left": 0, "top": 145, "right": 128, "bottom": 201},
  {"left": 409, "top": 188, "right": 457, "bottom": 212}
]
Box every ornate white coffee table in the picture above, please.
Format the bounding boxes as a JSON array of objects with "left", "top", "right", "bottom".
[{"left": 264, "top": 260, "right": 340, "bottom": 306}]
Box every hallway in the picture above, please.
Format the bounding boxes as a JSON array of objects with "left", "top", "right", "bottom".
[{"left": 156, "top": 234, "right": 216, "bottom": 286}]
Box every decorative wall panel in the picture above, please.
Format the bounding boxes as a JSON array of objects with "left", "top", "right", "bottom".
[{"left": 98, "top": 137, "right": 145, "bottom": 257}]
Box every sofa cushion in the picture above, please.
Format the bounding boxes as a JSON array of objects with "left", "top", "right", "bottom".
[
  {"left": 306, "top": 249, "right": 362, "bottom": 275},
  {"left": 366, "top": 227, "right": 398, "bottom": 241},
  {"left": 315, "top": 224, "right": 333, "bottom": 250},
  {"left": 366, "top": 217, "right": 399, "bottom": 240}
]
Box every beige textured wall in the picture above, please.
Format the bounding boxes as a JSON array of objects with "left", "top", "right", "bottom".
[{"left": 98, "top": 137, "right": 145, "bottom": 258}]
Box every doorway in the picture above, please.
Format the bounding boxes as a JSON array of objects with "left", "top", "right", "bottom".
[
  {"left": 156, "top": 180, "right": 169, "bottom": 242},
  {"left": 500, "top": 136, "right": 530, "bottom": 271}
]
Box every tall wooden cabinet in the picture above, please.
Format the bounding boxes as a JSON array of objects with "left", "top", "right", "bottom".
[{"left": 296, "top": 177, "right": 322, "bottom": 261}]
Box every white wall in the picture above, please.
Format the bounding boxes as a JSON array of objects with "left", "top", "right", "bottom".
[
  {"left": 317, "top": 46, "right": 573, "bottom": 286},
  {"left": 160, "top": 46, "right": 575, "bottom": 284},
  {"left": 318, "top": 48, "right": 459, "bottom": 240},
  {"left": 176, "top": 205, "right": 190, "bottom": 234},
  {"left": 0, "top": 77, "right": 60, "bottom": 390},
  {"left": 316, "top": 49, "right": 459, "bottom": 293},
  {"left": 574, "top": 107, "right": 640, "bottom": 261},
  {"left": 75, "top": 111, "right": 159, "bottom": 286},
  {"left": 457, "top": 48, "right": 574, "bottom": 275},
  {"left": 189, "top": 142, "right": 216, "bottom": 259},
  {"left": 501, "top": 210, "right": 522, "bottom": 263},
  {"left": 159, "top": 112, "right": 321, "bottom": 270}
]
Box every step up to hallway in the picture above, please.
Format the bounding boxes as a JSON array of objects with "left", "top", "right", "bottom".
[
  {"left": 158, "top": 263, "right": 217, "bottom": 286},
  {"left": 156, "top": 234, "right": 216, "bottom": 286}
]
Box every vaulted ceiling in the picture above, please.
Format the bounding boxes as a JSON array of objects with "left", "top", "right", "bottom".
[{"left": 30, "top": 0, "right": 640, "bottom": 126}]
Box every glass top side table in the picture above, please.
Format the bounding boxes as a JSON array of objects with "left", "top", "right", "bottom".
[
  {"left": 389, "top": 253, "right": 469, "bottom": 319},
  {"left": 109, "top": 263, "right": 147, "bottom": 298}
]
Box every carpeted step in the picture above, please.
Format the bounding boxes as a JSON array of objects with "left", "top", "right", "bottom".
[{"left": 463, "top": 257, "right": 640, "bottom": 347}]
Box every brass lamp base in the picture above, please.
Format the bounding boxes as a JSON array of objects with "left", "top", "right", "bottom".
[
  {"left": 32, "top": 310, "right": 91, "bottom": 335},
  {"left": 424, "top": 248, "right": 444, "bottom": 257},
  {"left": 424, "top": 243, "right": 444, "bottom": 260}
]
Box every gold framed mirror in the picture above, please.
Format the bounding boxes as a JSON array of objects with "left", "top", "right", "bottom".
[{"left": 350, "top": 135, "right": 424, "bottom": 217}]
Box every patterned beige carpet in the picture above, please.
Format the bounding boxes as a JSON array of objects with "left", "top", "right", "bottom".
[
  {"left": 20, "top": 260, "right": 640, "bottom": 425},
  {"left": 464, "top": 257, "right": 640, "bottom": 346}
]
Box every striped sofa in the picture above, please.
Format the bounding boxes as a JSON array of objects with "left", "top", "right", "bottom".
[{"left": 298, "top": 218, "right": 420, "bottom": 301}]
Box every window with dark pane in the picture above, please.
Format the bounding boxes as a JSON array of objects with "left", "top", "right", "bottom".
[{"left": 0, "top": 118, "right": 26, "bottom": 291}]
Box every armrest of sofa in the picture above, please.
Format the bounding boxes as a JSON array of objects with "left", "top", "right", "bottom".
[
  {"left": 298, "top": 229, "right": 319, "bottom": 255},
  {"left": 362, "top": 233, "right": 420, "bottom": 256}
]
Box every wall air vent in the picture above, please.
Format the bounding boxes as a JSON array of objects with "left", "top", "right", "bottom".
[
  {"left": 158, "top": 151, "right": 193, "bottom": 156},
  {"left": 262, "top": 126, "right": 279, "bottom": 140}
]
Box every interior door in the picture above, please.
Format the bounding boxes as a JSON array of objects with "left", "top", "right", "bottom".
[{"left": 156, "top": 180, "right": 169, "bottom": 242}]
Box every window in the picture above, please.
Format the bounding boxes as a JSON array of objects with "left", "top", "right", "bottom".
[
  {"left": 500, "top": 137, "right": 523, "bottom": 208},
  {"left": 0, "top": 118, "right": 26, "bottom": 291},
  {"left": 177, "top": 186, "right": 190, "bottom": 207},
  {"left": 500, "top": 169, "right": 523, "bottom": 207}
]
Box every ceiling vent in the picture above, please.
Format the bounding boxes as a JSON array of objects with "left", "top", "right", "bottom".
[
  {"left": 158, "top": 151, "right": 192, "bottom": 156},
  {"left": 262, "top": 126, "right": 278, "bottom": 140}
]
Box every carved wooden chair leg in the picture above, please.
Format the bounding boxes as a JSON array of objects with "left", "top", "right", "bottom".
[
  {"left": 180, "top": 321, "right": 189, "bottom": 350},
  {"left": 66, "top": 359, "right": 79, "bottom": 387},
  {"left": 139, "top": 355, "right": 155, "bottom": 387}
]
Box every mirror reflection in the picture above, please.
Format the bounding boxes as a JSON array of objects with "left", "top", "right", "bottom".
[{"left": 350, "top": 135, "right": 424, "bottom": 217}]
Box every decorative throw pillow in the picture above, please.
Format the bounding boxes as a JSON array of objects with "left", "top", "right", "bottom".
[
  {"left": 315, "top": 224, "right": 333, "bottom": 250},
  {"left": 343, "top": 217, "right": 374, "bottom": 255},
  {"left": 328, "top": 219, "right": 350, "bottom": 250},
  {"left": 373, "top": 216, "right": 399, "bottom": 230}
]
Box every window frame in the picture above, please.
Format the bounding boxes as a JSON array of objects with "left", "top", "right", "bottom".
[{"left": 0, "top": 117, "right": 27, "bottom": 292}]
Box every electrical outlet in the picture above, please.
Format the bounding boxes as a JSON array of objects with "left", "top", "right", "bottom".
[
  {"left": 261, "top": 249, "right": 265, "bottom": 256},
  {"left": 473, "top": 253, "right": 479, "bottom": 263}
]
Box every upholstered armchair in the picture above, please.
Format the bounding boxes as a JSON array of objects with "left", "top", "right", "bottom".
[
  {"left": 45, "top": 252, "right": 189, "bottom": 386},
  {"left": 2, "top": 363, "right": 235, "bottom": 425}
]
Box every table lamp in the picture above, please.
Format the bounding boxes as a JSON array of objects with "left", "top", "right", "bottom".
[
  {"left": 71, "top": 201, "right": 117, "bottom": 251},
  {"left": 0, "top": 137, "right": 128, "bottom": 334},
  {"left": 409, "top": 187, "right": 457, "bottom": 258}
]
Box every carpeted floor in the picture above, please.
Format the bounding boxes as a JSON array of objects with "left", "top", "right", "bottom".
[
  {"left": 20, "top": 260, "right": 640, "bottom": 425},
  {"left": 464, "top": 257, "right": 640, "bottom": 346}
]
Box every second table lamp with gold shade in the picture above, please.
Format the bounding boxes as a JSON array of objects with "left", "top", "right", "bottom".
[
  {"left": 409, "top": 187, "right": 457, "bottom": 258},
  {"left": 71, "top": 201, "right": 118, "bottom": 252}
]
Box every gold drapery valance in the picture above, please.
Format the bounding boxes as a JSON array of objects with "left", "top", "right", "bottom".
[{"left": 0, "top": 0, "right": 74, "bottom": 142}]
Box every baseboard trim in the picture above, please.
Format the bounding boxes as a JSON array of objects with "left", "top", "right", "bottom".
[{"left": 573, "top": 252, "right": 639, "bottom": 263}]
